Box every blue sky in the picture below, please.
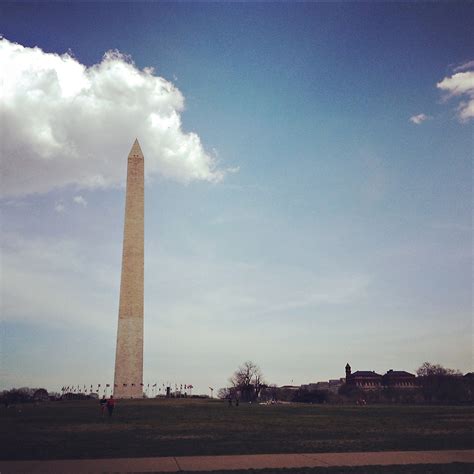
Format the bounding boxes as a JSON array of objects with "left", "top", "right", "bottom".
[{"left": 1, "top": 2, "right": 472, "bottom": 394}]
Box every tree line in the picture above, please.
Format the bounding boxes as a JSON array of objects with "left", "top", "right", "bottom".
[
  {"left": 3, "top": 361, "right": 472, "bottom": 405},
  {"left": 219, "top": 361, "right": 474, "bottom": 404},
  {"left": 0, "top": 387, "right": 60, "bottom": 405}
]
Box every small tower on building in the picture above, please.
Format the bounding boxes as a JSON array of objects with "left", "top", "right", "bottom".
[{"left": 345, "top": 363, "right": 351, "bottom": 382}]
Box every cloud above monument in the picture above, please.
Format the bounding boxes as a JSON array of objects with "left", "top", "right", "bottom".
[
  {"left": 437, "top": 62, "right": 474, "bottom": 122},
  {"left": 0, "top": 37, "right": 225, "bottom": 197},
  {"left": 409, "top": 113, "right": 431, "bottom": 125}
]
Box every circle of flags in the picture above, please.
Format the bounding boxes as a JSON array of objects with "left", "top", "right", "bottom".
[{"left": 60, "top": 381, "right": 194, "bottom": 397}]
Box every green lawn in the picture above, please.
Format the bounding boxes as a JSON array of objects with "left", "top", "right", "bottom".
[{"left": 1, "top": 399, "right": 472, "bottom": 460}]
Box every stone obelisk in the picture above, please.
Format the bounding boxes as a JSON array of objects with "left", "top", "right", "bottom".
[{"left": 113, "top": 139, "right": 144, "bottom": 399}]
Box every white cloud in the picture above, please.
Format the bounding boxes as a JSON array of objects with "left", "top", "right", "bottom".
[
  {"left": 73, "top": 195, "right": 87, "bottom": 207},
  {"left": 54, "top": 200, "right": 65, "bottom": 213},
  {"left": 409, "top": 113, "right": 431, "bottom": 125},
  {"left": 0, "top": 37, "right": 226, "bottom": 197},
  {"left": 437, "top": 66, "right": 474, "bottom": 122},
  {"left": 453, "top": 60, "right": 474, "bottom": 73}
]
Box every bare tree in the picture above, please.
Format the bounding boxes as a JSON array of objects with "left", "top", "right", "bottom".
[
  {"left": 217, "top": 387, "right": 232, "bottom": 399},
  {"left": 416, "top": 362, "right": 465, "bottom": 402},
  {"left": 230, "top": 361, "right": 266, "bottom": 402},
  {"left": 416, "top": 362, "right": 462, "bottom": 377}
]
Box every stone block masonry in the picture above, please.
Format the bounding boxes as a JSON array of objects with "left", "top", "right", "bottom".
[{"left": 113, "top": 139, "right": 144, "bottom": 399}]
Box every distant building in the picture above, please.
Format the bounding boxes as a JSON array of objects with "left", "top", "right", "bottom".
[
  {"left": 382, "top": 369, "right": 416, "bottom": 389},
  {"left": 306, "top": 382, "right": 329, "bottom": 391},
  {"left": 345, "top": 364, "right": 383, "bottom": 390},
  {"left": 294, "top": 364, "right": 418, "bottom": 396},
  {"left": 345, "top": 363, "right": 416, "bottom": 391},
  {"left": 328, "top": 379, "right": 344, "bottom": 393},
  {"left": 299, "top": 378, "right": 344, "bottom": 393}
]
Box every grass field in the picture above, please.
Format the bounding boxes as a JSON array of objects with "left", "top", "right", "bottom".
[
  {"left": 178, "top": 465, "right": 474, "bottom": 474},
  {"left": 1, "top": 399, "right": 473, "bottom": 460}
]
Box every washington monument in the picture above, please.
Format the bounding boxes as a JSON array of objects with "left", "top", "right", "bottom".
[{"left": 113, "top": 139, "right": 144, "bottom": 398}]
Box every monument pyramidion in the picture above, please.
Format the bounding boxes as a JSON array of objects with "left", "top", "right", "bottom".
[{"left": 113, "top": 139, "right": 144, "bottom": 398}]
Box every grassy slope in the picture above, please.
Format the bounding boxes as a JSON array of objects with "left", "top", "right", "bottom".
[{"left": 1, "top": 399, "right": 473, "bottom": 460}]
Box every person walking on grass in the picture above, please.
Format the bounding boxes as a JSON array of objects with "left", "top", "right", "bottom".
[
  {"left": 99, "top": 395, "right": 107, "bottom": 417},
  {"left": 106, "top": 395, "right": 115, "bottom": 417}
]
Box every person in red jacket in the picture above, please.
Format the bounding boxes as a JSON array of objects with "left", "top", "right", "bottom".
[{"left": 106, "top": 395, "right": 115, "bottom": 417}]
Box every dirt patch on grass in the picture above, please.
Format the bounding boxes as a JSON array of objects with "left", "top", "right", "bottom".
[
  {"left": 159, "top": 434, "right": 215, "bottom": 440},
  {"left": 57, "top": 423, "right": 137, "bottom": 432}
]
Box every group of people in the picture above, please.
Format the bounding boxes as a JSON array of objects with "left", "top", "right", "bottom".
[{"left": 99, "top": 395, "right": 115, "bottom": 417}]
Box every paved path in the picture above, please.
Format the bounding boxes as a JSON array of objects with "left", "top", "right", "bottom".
[{"left": 1, "top": 450, "right": 473, "bottom": 473}]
